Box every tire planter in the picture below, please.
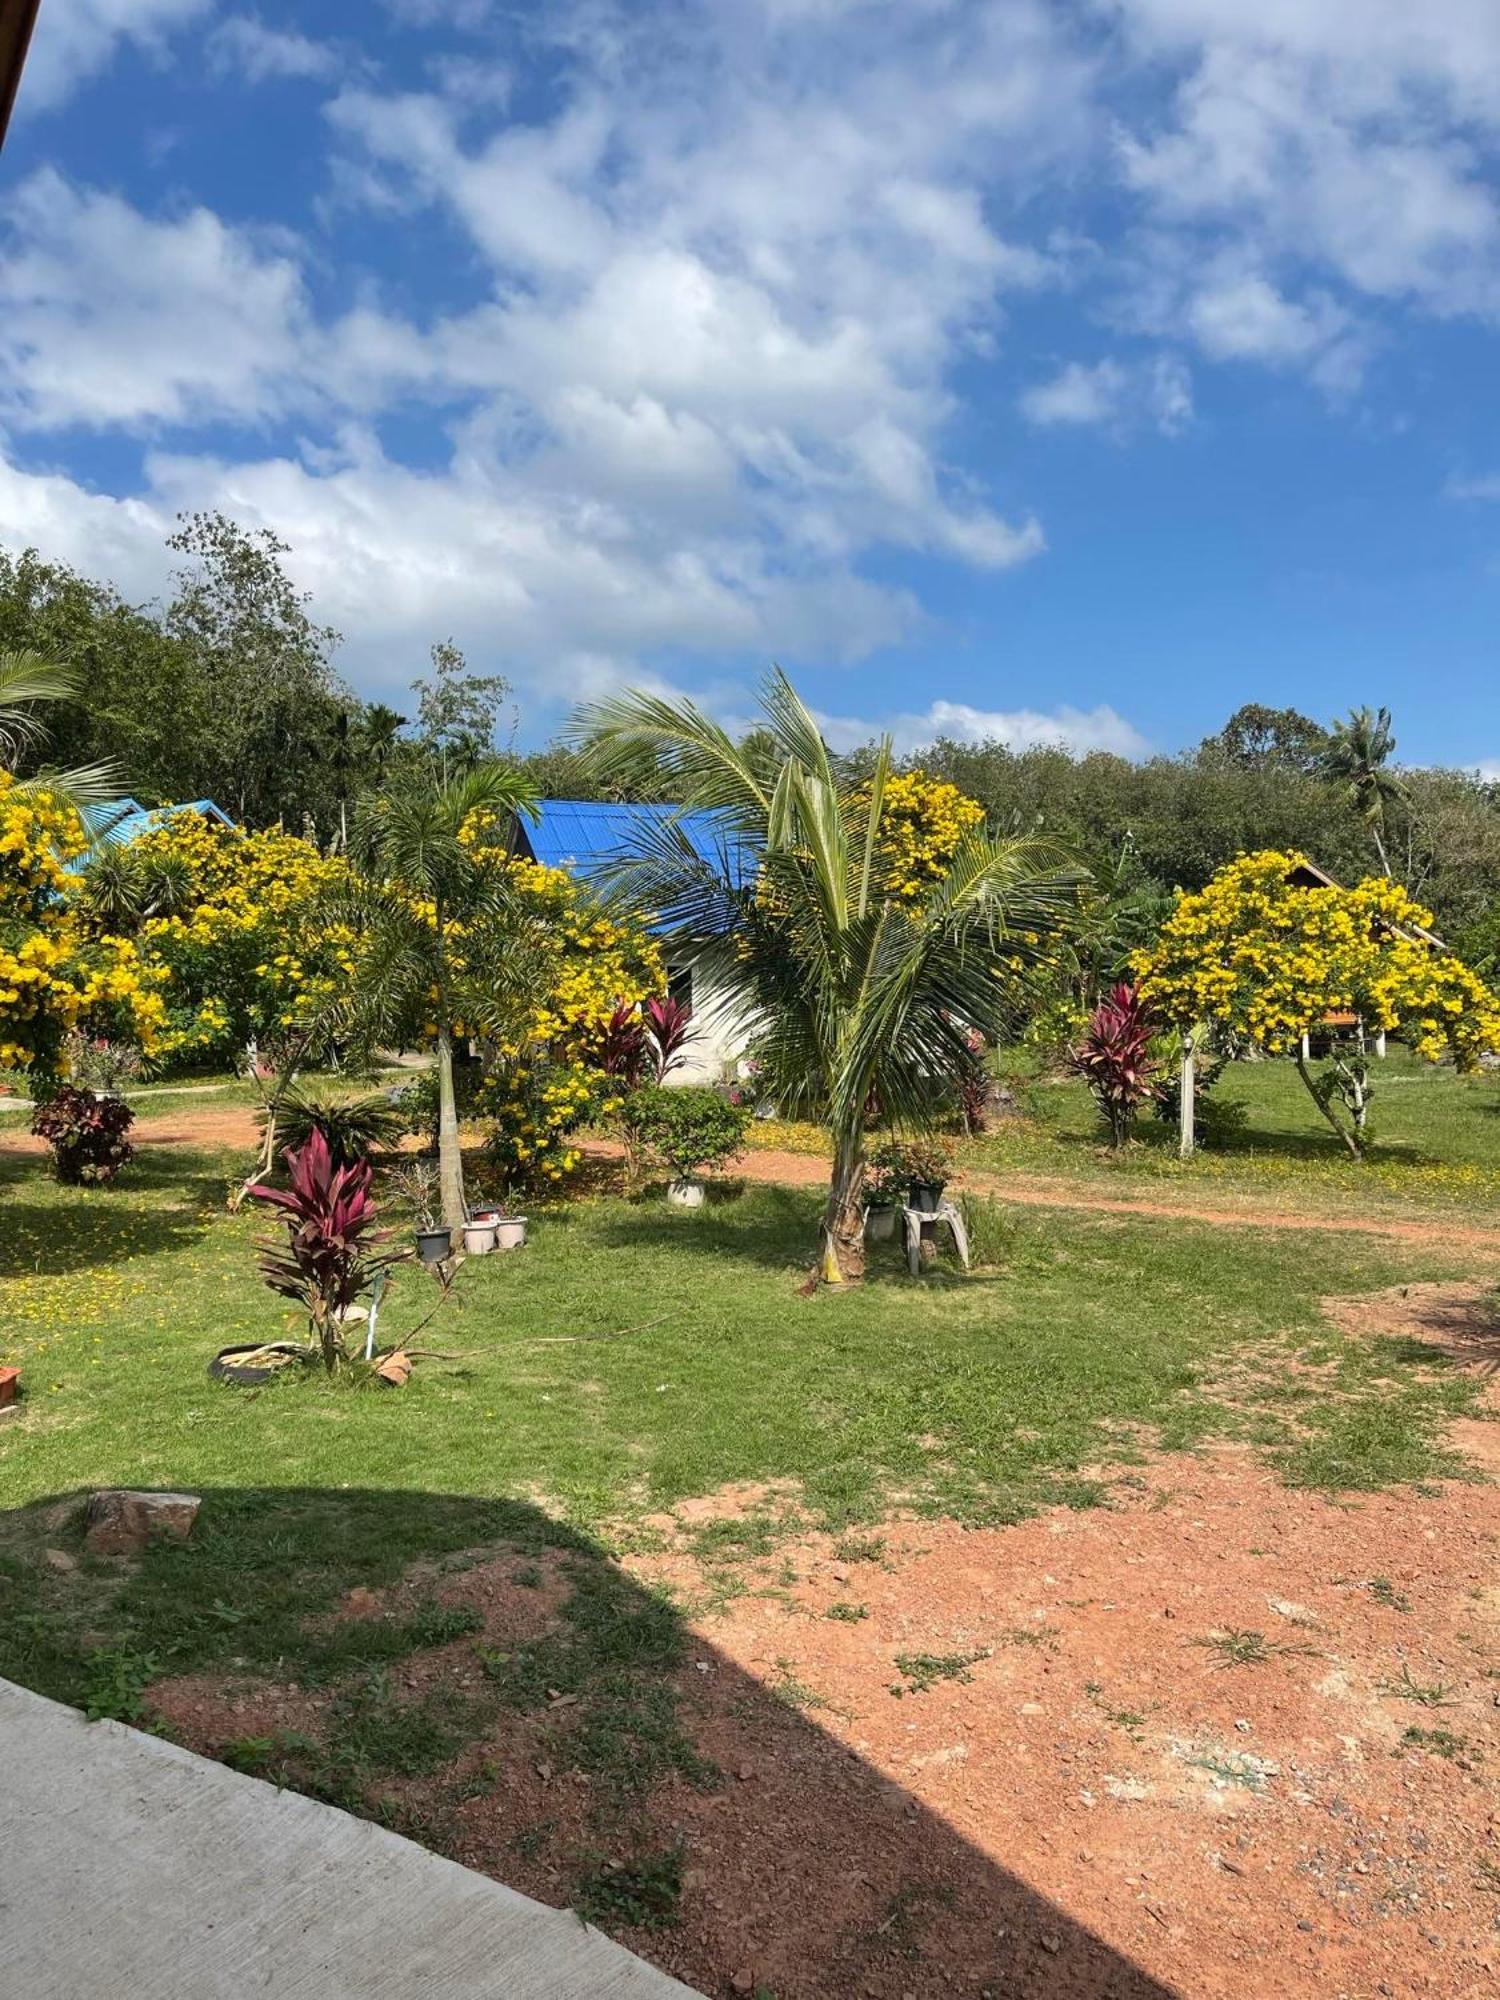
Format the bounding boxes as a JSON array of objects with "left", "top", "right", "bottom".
[
  {"left": 667, "top": 1178, "right": 706, "bottom": 1209},
  {"left": 208, "top": 1342, "right": 311, "bottom": 1386}
]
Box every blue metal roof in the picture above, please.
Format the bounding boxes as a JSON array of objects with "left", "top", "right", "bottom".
[
  {"left": 78, "top": 798, "right": 234, "bottom": 852},
  {"left": 520, "top": 798, "right": 746, "bottom": 883}
]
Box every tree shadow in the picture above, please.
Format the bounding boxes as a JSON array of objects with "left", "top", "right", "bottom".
[
  {"left": 0, "top": 1484, "right": 1174, "bottom": 1999},
  {"left": 579, "top": 1185, "right": 1001, "bottom": 1287},
  {"left": 0, "top": 1145, "right": 226, "bottom": 1278}
]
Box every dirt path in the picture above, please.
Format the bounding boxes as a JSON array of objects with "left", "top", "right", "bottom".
[
  {"left": 7, "top": 1100, "right": 1498, "bottom": 1252},
  {"left": 591, "top": 1140, "right": 1500, "bottom": 1254}
]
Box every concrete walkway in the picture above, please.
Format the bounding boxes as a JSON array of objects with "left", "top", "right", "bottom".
[{"left": 0, "top": 1677, "right": 700, "bottom": 1998}]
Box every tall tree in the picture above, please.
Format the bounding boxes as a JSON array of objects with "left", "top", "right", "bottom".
[
  {"left": 164, "top": 512, "right": 348, "bottom": 829},
  {"left": 573, "top": 670, "right": 1079, "bottom": 1283},
  {"left": 411, "top": 640, "right": 512, "bottom": 770},
  {"left": 340, "top": 763, "right": 541, "bottom": 1232},
  {"left": 1319, "top": 705, "right": 1406, "bottom": 877}
]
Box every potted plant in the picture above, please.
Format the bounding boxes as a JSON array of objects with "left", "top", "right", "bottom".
[
  {"left": 861, "top": 1156, "right": 900, "bottom": 1241},
  {"left": 621, "top": 1084, "right": 750, "bottom": 1206},
  {"left": 462, "top": 1216, "right": 498, "bottom": 1255},
  {"left": 389, "top": 1159, "right": 451, "bottom": 1265},
  {"left": 242, "top": 1129, "right": 411, "bottom": 1375},
  {"left": 62, "top": 1032, "right": 143, "bottom": 1101},
  {"left": 871, "top": 1134, "right": 952, "bottom": 1215}
]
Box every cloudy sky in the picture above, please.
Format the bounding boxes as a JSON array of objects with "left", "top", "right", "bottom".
[{"left": 4, "top": 1, "right": 1500, "bottom": 761}]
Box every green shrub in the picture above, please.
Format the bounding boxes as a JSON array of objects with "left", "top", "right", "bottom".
[
  {"left": 622, "top": 1085, "right": 750, "bottom": 1179},
  {"left": 266, "top": 1084, "right": 407, "bottom": 1168}
]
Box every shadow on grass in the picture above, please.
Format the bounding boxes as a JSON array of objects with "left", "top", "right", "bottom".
[
  {"left": 580, "top": 1184, "right": 1001, "bottom": 1287},
  {"left": 0, "top": 1484, "right": 1172, "bottom": 1999},
  {"left": 0, "top": 1145, "right": 226, "bottom": 1278}
]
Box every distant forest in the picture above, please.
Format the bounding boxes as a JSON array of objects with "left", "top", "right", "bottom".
[{"left": 4, "top": 520, "right": 1498, "bottom": 974}]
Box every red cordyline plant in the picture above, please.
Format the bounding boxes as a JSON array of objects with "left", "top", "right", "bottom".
[
  {"left": 591, "top": 1002, "right": 650, "bottom": 1087},
  {"left": 246, "top": 1128, "right": 409, "bottom": 1373},
  {"left": 1067, "top": 982, "right": 1159, "bottom": 1150},
  {"left": 31, "top": 1085, "right": 136, "bottom": 1186},
  {"left": 643, "top": 994, "right": 691, "bottom": 1081}
]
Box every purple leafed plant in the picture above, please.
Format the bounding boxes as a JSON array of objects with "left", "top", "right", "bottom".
[
  {"left": 245, "top": 1127, "right": 408, "bottom": 1372},
  {"left": 591, "top": 1001, "right": 650, "bottom": 1087},
  {"left": 1067, "top": 982, "right": 1159, "bottom": 1150},
  {"left": 643, "top": 994, "right": 692, "bottom": 1081}
]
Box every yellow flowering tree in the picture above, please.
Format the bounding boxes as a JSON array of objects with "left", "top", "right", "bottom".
[
  {"left": 474, "top": 857, "right": 664, "bottom": 1191},
  {"left": 0, "top": 771, "right": 165, "bottom": 1075},
  {"left": 1134, "top": 850, "right": 1500, "bottom": 1159},
  {"left": 859, "top": 770, "right": 985, "bottom": 899},
  {"left": 82, "top": 811, "right": 351, "bottom": 1069}
]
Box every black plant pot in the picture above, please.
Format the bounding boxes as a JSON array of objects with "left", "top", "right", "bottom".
[
  {"left": 415, "top": 1226, "right": 452, "bottom": 1266},
  {"left": 908, "top": 1179, "right": 945, "bottom": 1215}
]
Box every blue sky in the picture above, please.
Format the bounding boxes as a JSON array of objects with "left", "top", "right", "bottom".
[{"left": 3, "top": 1, "right": 1499, "bottom": 768}]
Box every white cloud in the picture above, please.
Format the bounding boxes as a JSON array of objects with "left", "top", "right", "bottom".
[
  {"left": 1108, "top": 0, "right": 1500, "bottom": 368},
  {"left": 19, "top": 0, "right": 209, "bottom": 113},
  {"left": 1446, "top": 472, "right": 1500, "bottom": 501},
  {"left": 208, "top": 16, "right": 341, "bottom": 84},
  {"left": 0, "top": 171, "right": 309, "bottom": 430},
  {"left": 1019, "top": 354, "right": 1192, "bottom": 434},
  {"left": 816, "top": 698, "right": 1152, "bottom": 759}
]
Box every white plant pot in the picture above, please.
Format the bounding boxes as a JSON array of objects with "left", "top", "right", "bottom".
[
  {"left": 493, "top": 1217, "right": 527, "bottom": 1251},
  {"left": 462, "top": 1222, "right": 498, "bottom": 1255},
  {"left": 865, "top": 1205, "right": 895, "bottom": 1242},
  {"left": 667, "top": 1178, "right": 706, "bottom": 1209}
]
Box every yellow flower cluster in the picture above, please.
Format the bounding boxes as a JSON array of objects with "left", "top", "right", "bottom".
[
  {"left": 128, "top": 813, "right": 349, "bottom": 1063},
  {"left": 0, "top": 777, "right": 164, "bottom": 1072},
  {"left": 478, "top": 1057, "right": 623, "bottom": 1186},
  {"left": 459, "top": 835, "right": 663, "bottom": 1188},
  {"left": 0, "top": 772, "right": 86, "bottom": 920},
  {"left": 863, "top": 770, "right": 984, "bottom": 900},
  {"left": 1134, "top": 850, "right": 1500, "bottom": 1068}
]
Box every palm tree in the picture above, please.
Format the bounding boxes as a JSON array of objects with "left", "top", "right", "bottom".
[
  {"left": 572, "top": 670, "right": 1081, "bottom": 1282},
  {"left": 0, "top": 648, "right": 120, "bottom": 806},
  {"left": 336, "top": 762, "right": 542, "bottom": 1232},
  {"left": 1320, "top": 706, "right": 1406, "bottom": 876}
]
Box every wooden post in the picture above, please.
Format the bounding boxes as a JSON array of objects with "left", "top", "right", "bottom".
[
  {"left": 1375, "top": 1029, "right": 1386, "bottom": 1058},
  {"left": 1301, "top": 1030, "right": 1311, "bottom": 1061},
  {"left": 1178, "top": 1031, "right": 1195, "bottom": 1160}
]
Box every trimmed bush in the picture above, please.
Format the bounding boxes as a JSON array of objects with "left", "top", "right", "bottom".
[{"left": 622, "top": 1085, "right": 750, "bottom": 1180}]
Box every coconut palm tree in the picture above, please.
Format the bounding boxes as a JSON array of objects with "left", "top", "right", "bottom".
[
  {"left": 1320, "top": 705, "right": 1406, "bottom": 877},
  {"left": 572, "top": 669, "right": 1081, "bottom": 1283},
  {"left": 0, "top": 648, "right": 120, "bottom": 806},
  {"left": 335, "top": 762, "right": 543, "bottom": 1232}
]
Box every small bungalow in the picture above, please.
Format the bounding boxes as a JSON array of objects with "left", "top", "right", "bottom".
[{"left": 515, "top": 799, "right": 754, "bottom": 1085}]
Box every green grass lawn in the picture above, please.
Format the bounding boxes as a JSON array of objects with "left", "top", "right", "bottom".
[
  {"left": 1, "top": 1135, "right": 1488, "bottom": 1700},
  {"left": 746, "top": 1050, "right": 1500, "bottom": 1217},
  {"left": 2, "top": 1130, "right": 1493, "bottom": 1951},
  {"left": 956, "top": 1048, "right": 1500, "bottom": 1217}
]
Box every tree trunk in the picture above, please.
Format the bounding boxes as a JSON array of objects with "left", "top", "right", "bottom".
[
  {"left": 1178, "top": 1035, "right": 1195, "bottom": 1160},
  {"left": 821, "top": 1133, "right": 866, "bottom": 1285},
  {"left": 435, "top": 1025, "right": 467, "bottom": 1231},
  {"left": 1295, "top": 1050, "right": 1363, "bottom": 1161},
  {"left": 1372, "top": 822, "right": 1391, "bottom": 878}
]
